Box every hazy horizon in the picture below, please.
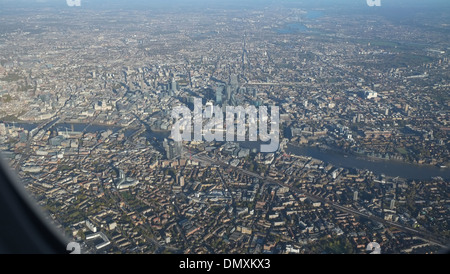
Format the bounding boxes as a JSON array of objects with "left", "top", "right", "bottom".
[{"left": 2, "top": 0, "right": 450, "bottom": 9}]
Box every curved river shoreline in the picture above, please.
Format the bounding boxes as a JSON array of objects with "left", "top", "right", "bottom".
[
  {"left": 3, "top": 122, "right": 449, "bottom": 180},
  {"left": 286, "top": 144, "right": 450, "bottom": 181}
]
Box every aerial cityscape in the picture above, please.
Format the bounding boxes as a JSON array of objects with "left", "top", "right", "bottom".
[{"left": 0, "top": 0, "right": 449, "bottom": 254}]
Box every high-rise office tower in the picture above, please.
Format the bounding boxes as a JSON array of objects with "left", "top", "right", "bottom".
[
  {"left": 226, "top": 84, "right": 232, "bottom": 101},
  {"left": 163, "top": 138, "right": 172, "bottom": 159},
  {"left": 174, "top": 140, "right": 182, "bottom": 158},
  {"left": 163, "top": 138, "right": 182, "bottom": 160},
  {"left": 390, "top": 199, "right": 395, "bottom": 210},
  {"left": 230, "top": 74, "right": 238, "bottom": 88},
  {"left": 215, "top": 86, "right": 223, "bottom": 104},
  {"left": 171, "top": 78, "right": 177, "bottom": 93}
]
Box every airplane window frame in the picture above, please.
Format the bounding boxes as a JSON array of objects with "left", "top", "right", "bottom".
[{"left": 0, "top": 153, "right": 68, "bottom": 254}]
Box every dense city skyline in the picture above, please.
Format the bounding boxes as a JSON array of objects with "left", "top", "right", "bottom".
[{"left": 0, "top": 0, "right": 449, "bottom": 254}]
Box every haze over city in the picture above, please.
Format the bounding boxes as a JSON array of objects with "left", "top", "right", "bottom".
[{"left": 0, "top": 0, "right": 449, "bottom": 254}]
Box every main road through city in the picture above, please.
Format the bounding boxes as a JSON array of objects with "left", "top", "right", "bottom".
[{"left": 185, "top": 149, "right": 448, "bottom": 249}]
